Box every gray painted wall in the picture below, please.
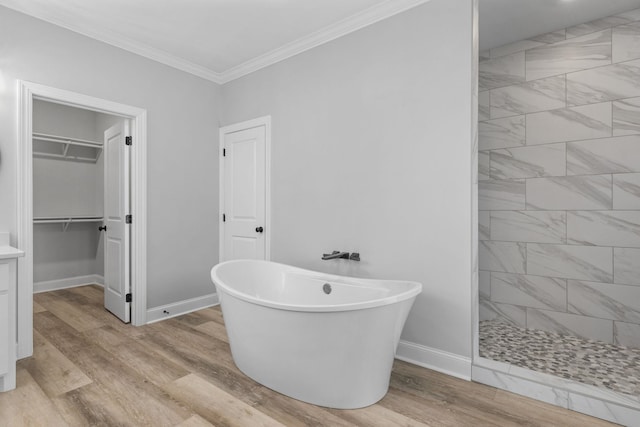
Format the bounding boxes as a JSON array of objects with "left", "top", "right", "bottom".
[
  {"left": 222, "top": 0, "right": 475, "bottom": 358},
  {"left": 478, "top": 8, "right": 640, "bottom": 348},
  {"left": 0, "top": 6, "right": 221, "bottom": 308}
]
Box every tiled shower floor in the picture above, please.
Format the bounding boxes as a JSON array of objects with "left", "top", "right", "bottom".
[{"left": 479, "top": 320, "right": 640, "bottom": 397}]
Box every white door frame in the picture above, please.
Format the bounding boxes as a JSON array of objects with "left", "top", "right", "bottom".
[
  {"left": 17, "top": 81, "right": 148, "bottom": 358},
  {"left": 218, "top": 116, "right": 271, "bottom": 262}
]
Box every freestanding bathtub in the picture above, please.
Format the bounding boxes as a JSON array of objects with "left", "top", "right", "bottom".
[{"left": 210, "top": 259, "right": 422, "bottom": 409}]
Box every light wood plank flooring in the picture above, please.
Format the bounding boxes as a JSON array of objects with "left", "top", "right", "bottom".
[{"left": 0, "top": 285, "right": 617, "bottom": 426}]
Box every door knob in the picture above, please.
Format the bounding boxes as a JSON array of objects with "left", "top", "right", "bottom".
[
  {"left": 256, "top": 226, "right": 264, "bottom": 233},
  {"left": 98, "top": 225, "right": 107, "bottom": 231}
]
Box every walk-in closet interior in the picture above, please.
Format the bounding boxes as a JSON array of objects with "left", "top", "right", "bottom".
[{"left": 32, "top": 100, "right": 124, "bottom": 299}]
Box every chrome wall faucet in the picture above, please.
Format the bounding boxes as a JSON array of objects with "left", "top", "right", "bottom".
[{"left": 321, "top": 251, "right": 360, "bottom": 261}]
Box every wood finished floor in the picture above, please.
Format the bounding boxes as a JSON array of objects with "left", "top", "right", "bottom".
[{"left": 0, "top": 285, "right": 617, "bottom": 427}]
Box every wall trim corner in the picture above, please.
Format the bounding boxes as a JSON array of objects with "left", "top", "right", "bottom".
[
  {"left": 146, "top": 293, "right": 220, "bottom": 324},
  {"left": 396, "top": 340, "right": 472, "bottom": 381}
]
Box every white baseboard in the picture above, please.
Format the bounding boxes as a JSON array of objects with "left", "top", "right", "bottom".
[
  {"left": 146, "top": 293, "right": 220, "bottom": 324},
  {"left": 34, "top": 274, "right": 104, "bottom": 293},
  {"left": 396, "top": 340, "right": 472, "bottom": 381}
]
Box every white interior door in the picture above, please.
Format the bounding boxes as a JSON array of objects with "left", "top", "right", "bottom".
[
  {"left": 221, "top": 120, "right": 268, "bottom": 261},
  {"left": 103, "top": 121, "right": 131, "bottom": 322}
]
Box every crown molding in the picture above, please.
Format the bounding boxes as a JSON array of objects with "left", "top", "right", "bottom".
[
  {"left": 218, "top": 0, "right": 432, "bottom": 83},
  {"left": 0, "top": 1, "right": 224, "bottom": 83},
  {"left": 1, "top": 0, "right": 431, "bottom": 85}
]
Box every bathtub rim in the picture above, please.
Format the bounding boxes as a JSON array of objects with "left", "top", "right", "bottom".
[{"left": 210, "top": 259, "right": 422, "bottom": 313}]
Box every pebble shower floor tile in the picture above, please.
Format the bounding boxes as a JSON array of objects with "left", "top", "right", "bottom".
[{"left": 479, "top": 320, "right": 640, "bottom": 397}]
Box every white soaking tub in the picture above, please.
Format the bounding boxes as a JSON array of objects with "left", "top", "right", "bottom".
[{"left": 210, "top": 259, "right": 422, "bottom": 409}]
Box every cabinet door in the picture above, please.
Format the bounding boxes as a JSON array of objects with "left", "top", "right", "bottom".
[
  {"left": 0, "top": 293, "right": 8, "bottom": 375},
  {"left": 0, "top": 262, "right": 7, "bottom": 292}
]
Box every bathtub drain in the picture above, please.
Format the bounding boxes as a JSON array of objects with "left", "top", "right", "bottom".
[{"left": 323, "top": 283, "right": 332, "bottom": 294}]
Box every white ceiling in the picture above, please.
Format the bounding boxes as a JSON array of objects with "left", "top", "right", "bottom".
[
  {"left": 0, "top": 0, "right": 429, "bottom": 83},
  {"left": 2, "top": 0, "right": 640, "bottom": 83},
  {"left": 479, "top": 0, "right": 640, "bottom": 51}
]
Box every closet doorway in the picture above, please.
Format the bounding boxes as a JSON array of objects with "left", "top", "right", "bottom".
[{"left": 17, "top": 81, "right": 148, "bottom": 360}]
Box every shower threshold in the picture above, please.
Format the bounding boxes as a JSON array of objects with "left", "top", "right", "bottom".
[{"left": 479, "top": 320, "right": 640, "bottom": 397}]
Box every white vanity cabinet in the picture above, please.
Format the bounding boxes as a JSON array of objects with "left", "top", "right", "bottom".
[
  {"left": 0, "top": 263, "right": 9, "bottom": 376},
  {"left": 0, "top": 233, "right": 24, "bottom": 392}
]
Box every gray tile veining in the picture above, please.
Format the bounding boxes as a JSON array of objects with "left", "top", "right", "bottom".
[
  {"left": 479, "top": 270, "right": 491, "bottom": 299},
  {"left": 529, "top": 30, "right": 567, "bottom": 44},
  {"left": 490, "top": 143, "right": 565, "bottom": 179},
  {"left": 479, "top": 240, "right": 526, "bottom": 274},
  {"left": 491, "top": 210, "right": 566, "bottom": 244},
  {"left": 490, "top": 39, "right": 545, "bottom": 59},
  {"left": 613, "top": 96, "right": 640, "bottom": 135},
  {"left": 478, "top": 91, "right": 490, "bottom": 121},
  {"left": 567, "top": 210, "right": 640, "bottom": 248},
  {"left": 566, "top": 17, "right": 631, "bottom": 39},
  {"left": 527, "top": 243, "right": 613, "bottom": 282},
  {"left": 525, "top": 308, "right": 614, "bottom": 343},
  {"left": 489, "top": 75, "right": 565, "bottom": 119},
  {"left": 567, "top": 58, "right": 640, "bottom": 106},
  {"left": 615, "top": 321, "right": 640, "bottom": 348},
  {"left": 491, "top": 272, "right": 567, "bottom": 311},
  {"left": 526, "top": 102, "right": 612, "bottom": 146},
  {"left": 471, "top": 366, "right": 571, "bottom": 409},
  {"left": 616, "top": 7, "right": 640, "bottom": 22},
  {"left": 567, "top": 134, "right": 640, "bottom": 175},
  {"left": 479, "top": 210, "right": 490, "bottom": 240},
  {"left": 526, "top": 29, "right": 612, "bottom": 81},
  {"left": 613, "top": 21, "right": 640, "bottom": 63},
  {"left": 614, "top": 247, "right": 640, "bottom": 286},
  {"left": 526, "top": 175, "right": 612, "bottom": 210},
  {"left": 479, "top": 51, "right": 525, "bottom": 91},
  {"left": 479, "top": 320, "right": 639, "bottom": 396},
  {"left": 479, "top": 179, "right": 526, "bottom": 210},
  {"left": 478, "top": 150, "right": 490, "bottom": 181},
  {"left": 479, "top": 50, "right": 490, "bottom": 61},
  {"left": 478, "top": 115, "right": 525, "bottom": 150},
  {"left": 479, "top": 298, "right": 527, "bottom": 327},
  {"left": 613, "top": 173, "right": 640, "bottom": 209},
  {"left": 568, "top": 280, "right": 640, "bottom": 323},
  {"left": 568, "top": 394, "right": 640, "bottom": 427}
]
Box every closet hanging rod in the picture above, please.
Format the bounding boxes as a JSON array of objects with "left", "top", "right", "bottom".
[
  {"left": 32, "top": 132, "right": 103, "bottom": 148},
  {"left": 34, "top": 216, "right": 104, "bottom": 222},
  {"left": 32, "top": 152, "right": 100, "bottom": 163},
  {"left": 33, "top": 216, "right": 104, "bottom": 232}
]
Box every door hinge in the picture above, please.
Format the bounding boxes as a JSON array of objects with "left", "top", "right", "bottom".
[
  {"left": 125, "top": 136, "right": 132, "bottom": 146},
  {"left": 125, "top": 214, "right": 132, "bottom": 224},
  {"left": 222, "top": 213, "right": 226, "bottom": 222},
  {"left": 126, "top": 293, "right": 132, "bottom": 303},
  {"left": 223, "top": 148, "right": 226, "bottom": 157}
]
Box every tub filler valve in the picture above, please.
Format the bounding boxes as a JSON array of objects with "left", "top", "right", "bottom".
[{"left": 321, "top": 251, "right": 360, "bottom": 261}]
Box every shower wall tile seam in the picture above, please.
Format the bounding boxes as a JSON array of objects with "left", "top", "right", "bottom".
[
  {"left": 482, "top": 35, "right": 640, "bottom": 98},
  {"left": 482, "top": 264, "right": 640, "bottom": 289},
  {"left": 564, "top": 53, "right": 640, "bottom": 77},
  {"left": 477, "top": 134, "right": 635, "bottom": 149},
  {"left": 482, "top": 76, "right": 640, "bottom": 124},
  {"left": 480, "top": 98, "right": 640, "bottom": 126},
  {"left": 481, "top": 266, "right": 634, "bottom": 278},
  {"left": 566, "top": 17, "right": 633, "bottom": 40},
  {"left": 520, "top": 306, "right": 639, "bottom": 325}
]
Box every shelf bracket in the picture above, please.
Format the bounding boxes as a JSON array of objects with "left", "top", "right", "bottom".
[
  {"left": 94, "top": 147, "right": 103, "bottom": 162},
  {"left": 62, "top": 142, "right": 70, "bottom": 158}
]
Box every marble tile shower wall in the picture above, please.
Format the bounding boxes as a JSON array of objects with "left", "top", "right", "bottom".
[{"left": 478, "top": 8, "right": 640, "bottom": 349}]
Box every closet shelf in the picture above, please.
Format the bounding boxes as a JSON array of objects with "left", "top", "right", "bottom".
[
  {"left": 34, "top": 216, "right": 104, "bottom": 232},
  {"left": 32, "top": 132, "right": 103, "bottom": 162}
]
